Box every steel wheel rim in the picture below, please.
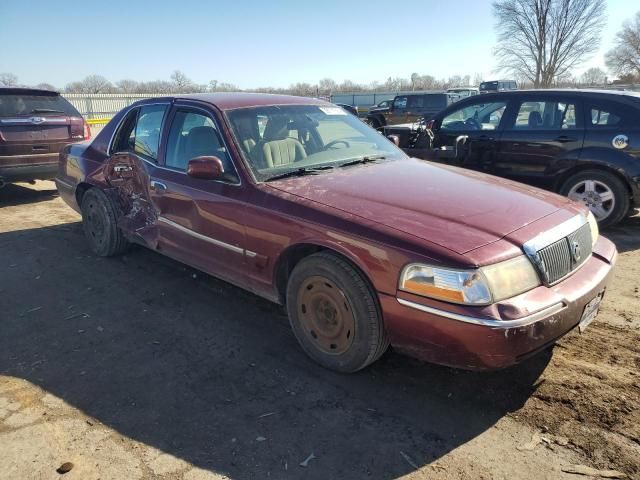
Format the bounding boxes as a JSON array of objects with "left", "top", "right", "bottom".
[
  {"left": 567, "top": 179, "right": 615, "bottom": 221},
  {"left": 297, "top": 276, "right": 355, "bottom": 355}
]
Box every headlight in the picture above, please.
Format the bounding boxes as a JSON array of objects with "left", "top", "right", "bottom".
[
  {"left": 586, "top": 210, "right": 599, "bottom": 247},
  {"left": 399, "top": 256, "right": 541, "bottom": 305}
]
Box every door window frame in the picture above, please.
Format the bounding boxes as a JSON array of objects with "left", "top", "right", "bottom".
[
  {"left": 158, "top": 102, "right": 241, "bottom": 186},
  {"left": 108, "top": 102, "right": 171, "bottom": 162},
  {"left": 501, "top": 95, "right": 584, "bottom": 131},
  {"left": 436, "top": 97, "right": 512, "bottom": 132}
]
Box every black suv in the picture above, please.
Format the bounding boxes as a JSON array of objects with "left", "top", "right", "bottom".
[
  {"left": 0, "top": 88, "right": 89, "bottom": 188},
  {"left": 365, "top": 92, "right": 459, "bottom": 129},
  {"left": 406, "top": 89, "right": 640, "bottom": 227}
]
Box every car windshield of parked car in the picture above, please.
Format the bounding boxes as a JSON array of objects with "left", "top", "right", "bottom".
[
  {"left": 440, "top": 101, "right": 507, "bottom": 131},
  {"left": 227, "top": 105, "right": 408, "bottom": 181}
]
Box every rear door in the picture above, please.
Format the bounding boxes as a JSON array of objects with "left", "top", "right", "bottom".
[
  {"left": 492, "top": 94, "right": 584, "bottom": 190},
  {"left": 0, "top": 91, "right": 84, "bottom": 167}
]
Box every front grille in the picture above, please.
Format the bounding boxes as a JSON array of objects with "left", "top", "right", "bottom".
[{"left": 535, "top": 223, "right": 592, "bottom": 284}]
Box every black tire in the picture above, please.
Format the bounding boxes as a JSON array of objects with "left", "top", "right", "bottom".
[
  {"left": 365, "top": 117, "right": 381, "bottom": 129},
  {"left": 559, "top": 169, "right": 629, "bottom": 228},
  {"left": 80, "top": 188, "right": 129, "bottom": 257},
  {"left": 286, "top": 252, "right": 388, "bottom": 373}
]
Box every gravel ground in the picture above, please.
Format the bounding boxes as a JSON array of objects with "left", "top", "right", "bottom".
[{"left": 0, "top": 181, "right": 638, "bottom": 480}]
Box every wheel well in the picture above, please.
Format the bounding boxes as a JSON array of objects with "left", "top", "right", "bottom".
[
  {"left": 556, "top": 165, "right": 632, "bottom": 197},
  {"left": 274, "top": 244, "right": 378, "bottom": 306},
  {"left": 75, "top": 182, "right": 93, "bottom": 207}
]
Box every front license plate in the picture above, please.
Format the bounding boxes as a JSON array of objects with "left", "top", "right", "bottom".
[{"left": 578, "top": 291, "right": 604, "bottom": 333}]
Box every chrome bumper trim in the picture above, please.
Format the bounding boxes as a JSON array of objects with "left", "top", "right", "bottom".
[{"left": 396, "top": 298, "right": 565, "bottom": 328}]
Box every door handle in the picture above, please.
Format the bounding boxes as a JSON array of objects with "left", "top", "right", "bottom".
[
  {"left": 150, "top": 180, "right": 167, "bottom": 191},
  {"left": 555, "top": 135, "right": 576, "bottom": 143},
  {"left": 114, "top": 164, "right": 133, "bottom": 173},
  {"left": 478, "top": 135, "right": 494, "bottom": 141}
]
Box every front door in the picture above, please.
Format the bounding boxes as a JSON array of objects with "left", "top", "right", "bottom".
[
  {"left": 151, "top": 103, "right": 247, "bottom": 287},
  {"left": 431, "top": 99, "right": 508, "bottom": 171},
  {"left": 492, "top": 96, "right": 584, "bottom": 190}
]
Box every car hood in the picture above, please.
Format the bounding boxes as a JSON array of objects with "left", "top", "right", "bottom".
[{"left": 265, "top": 159, "right": 572, "bottom": 254}]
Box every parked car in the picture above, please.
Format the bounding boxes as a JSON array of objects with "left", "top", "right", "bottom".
[
  {"left": 56, "top": 93, "right": 616, "bottom": 373},
  {"left": 334, "top": 103, "right": 359, "bottom": 116},
  {"left": 447, "top": 87, "right": 479, "bottom": 98},
  {"left": 414, "top": 89, "right": 640, "bottom": 227},
  {"left": 365, "top": 92, "right": 458, "bottom": 129},
  {"left": 479, "top": 80, "right": 518, "bottom": 93},
  {"left": 0, "top": 87, "right": 90, "bottom": 188}
]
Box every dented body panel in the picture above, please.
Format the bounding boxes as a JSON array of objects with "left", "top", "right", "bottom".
[{"left": 56, "top": 93, "right": 618, "bottom": 370}]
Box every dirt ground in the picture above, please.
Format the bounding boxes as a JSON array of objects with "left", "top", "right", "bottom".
[{"left": 1, "top": 181, "right": 638, "bottom": 480}]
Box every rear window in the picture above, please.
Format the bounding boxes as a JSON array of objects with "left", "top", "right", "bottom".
[
  {"left": 480, "top": 82, "right": 498, "bottom": 91},
  {"left": 0, "top": 93, "right": 79, "bottom": 117}
]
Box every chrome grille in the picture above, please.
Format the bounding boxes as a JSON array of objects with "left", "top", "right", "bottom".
[{"left": 533, "top": 223, "right": 592, "bottom": 285}]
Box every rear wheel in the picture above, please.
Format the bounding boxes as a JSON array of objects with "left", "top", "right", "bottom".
[
  {"left": 286, "top": 252, "right": 388, "bottom": 373},
  {"left": 80, "top": 188, "right": 129, "bottom": 256},
  {"left": 560, "top": 170, "right": 629, "bottom": 228}
]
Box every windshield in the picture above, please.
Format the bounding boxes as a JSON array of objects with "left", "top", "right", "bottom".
[{"left": 227, "top": 104, "right": 407, "bottom": 181}]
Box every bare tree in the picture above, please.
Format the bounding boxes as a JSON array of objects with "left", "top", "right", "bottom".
[
  {"left": 493, "top": 0, "right": 606, "bottom": 87},
  {"left": 116, "top": 79, "right": 140, "bottom": 93},
  {"left": 580, "top": 67, "right": 607, "bottom": 85},
  {"left": 0, "top": 73, "right": 19, "bottom": 86},
  {"left": 34, "top": 83, "right": 57, "bottom": 91},
  {"left": 65, "top": 75, "right": 114, "bottom": 94},
  {"left": 605, "top": 11, "right": 640, "bottom": 81},
  {"left": 170, "top": 70, "right": 193, "bottom": 92}
]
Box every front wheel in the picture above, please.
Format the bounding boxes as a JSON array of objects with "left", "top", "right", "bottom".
[
  {"left": 559, "top": 170, "right": 629, "bottom": 228},
  {"left": 364, "top": 117, "right": 381, "bottom": 129},
  {"left": 286, "top": 252, "right": 388, "bottom": 373},
  {"left": 80, "top": 188, "right": 129, "bottom": 256}
]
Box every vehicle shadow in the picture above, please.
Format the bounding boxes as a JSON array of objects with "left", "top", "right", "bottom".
[
  {"left": 0, "top": 223, "right": 552, "bottom": 479},
  {"left": 602, "top": 213, "right": 640, "bottom": 253},
  {"left": 0, "top": 182, "right": 58, "bottom": 207}
]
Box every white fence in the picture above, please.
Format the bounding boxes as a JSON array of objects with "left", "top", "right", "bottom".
[{"left": 61, "top": 93, "right": 166, "bottom": 120}]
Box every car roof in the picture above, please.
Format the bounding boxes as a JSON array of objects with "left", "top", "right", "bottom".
[
  {"left": 0, "top": 87, "right": 60, "bottom": 96},
  {"left": 172, "top": 92, "right": 330, "bottom": 110},
  {"left": 479, "top": 88, "right": 640, "bottom": 98}
]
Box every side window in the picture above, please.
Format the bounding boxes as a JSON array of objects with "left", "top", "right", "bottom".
[
  {"left": 512, "top": 100, "right": 577, "bottom": 130},
  {"left": 111, "top": 108, "right": 139, "bottom": 153},
  {"left": 133, "top": 105, "right": 167, "bottom": 160},
  {"left": 587, "top": 102, "right": 632, "bottom": 127},
  {"left": 165, "top": 109, "right": 236, "bottom": 181},
  {"left": 440, "top": 101, "right": 507, "bottom": 131},
  {"left": 407, "top": 96, "right": 424, "bottom": 109},
  {"left": 393, "top": 96, "right": 408, "bottom": 109}
]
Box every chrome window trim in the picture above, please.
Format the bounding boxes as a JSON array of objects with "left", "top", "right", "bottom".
[
  {"left": 158, "top": 216, "right": 256, "bottom": 257},
  {"left": 0, "top": 153, "right": 57, "bottom": 159},
  {"left": 397, "top": 297, "right": 565, "bottom": 328}
]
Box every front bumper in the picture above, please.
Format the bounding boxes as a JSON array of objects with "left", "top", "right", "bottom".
[{"left": 381, "top": 236, "right": 617, "bottom": 370}]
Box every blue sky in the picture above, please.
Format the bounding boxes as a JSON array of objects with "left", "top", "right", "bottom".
[{"left": 0, "top": 0, "right": 633, "bottom": 88}]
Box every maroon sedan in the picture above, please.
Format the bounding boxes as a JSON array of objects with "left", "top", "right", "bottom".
[{"left": 55, "top": 93, "right": 617, "bottom": 372}]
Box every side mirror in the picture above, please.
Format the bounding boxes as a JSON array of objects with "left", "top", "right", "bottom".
[
  {"left": 187, "top": 156, "right": 224, "bottom": 180},
  {"left": 387, "top": 135, "right": 400, "bottom": 146}
]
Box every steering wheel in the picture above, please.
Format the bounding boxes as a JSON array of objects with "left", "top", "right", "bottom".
[
  {"left": 325, "top": 140, "right": 350, "bottom": 149},
  {"left": 464, "top": 117, "right": 481, "bottom": 130}
]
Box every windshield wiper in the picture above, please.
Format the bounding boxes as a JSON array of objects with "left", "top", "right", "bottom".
[
  {"left": 30, "top": 108, "right": 65, "bottom": 114},
  {"left": 264, "top": 165, "right": 334, "bottom": 182},
  {"left": 339, "top": 155, "right": 386, "bottom": 168}
]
